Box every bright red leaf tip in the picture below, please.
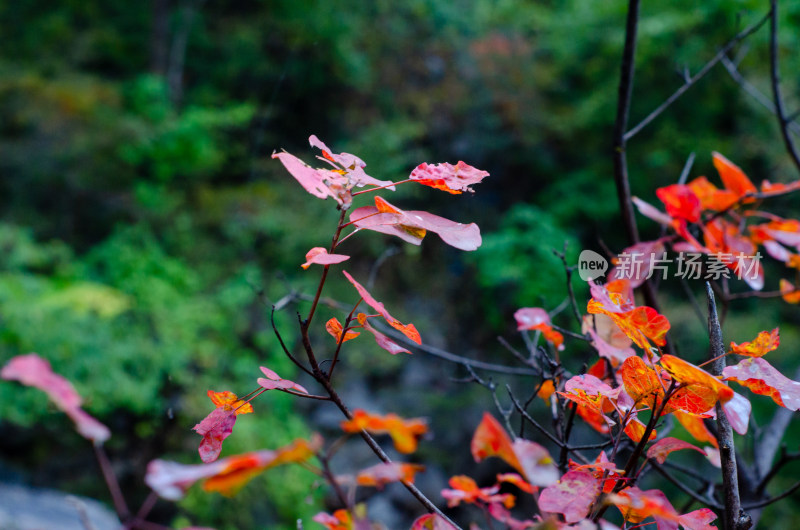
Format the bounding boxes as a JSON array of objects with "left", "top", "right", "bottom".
[
  {"left": 343, "top": 270, "right": 421, "bottom": 344},
  {"left": 538, "top": 470, "right": 601, "bottom": 523},
  {"left": 146, "top": 437, "right": 321, "bottom": 500},
  {"left": 723, "top": 357, "right": 800, "bottom": 411},
  {"left": 301, "top": 247, "right": 350, "bottom": 269},
  {"left": 257, "top": 366, "right": 308, "bottom": 394},
  {"left": 1, "top": 353, "right": 110, "bottom": 443},
  {"left": 730, "top": 328, "right": 780, "bottom": 357},
  {"left": 646, "top": 437, "right": 704, "bottom": 464},
  {"left": 349, "top": 196, "right": 482, "bottom": 251},
  {"left": 340, "top": 410, "right": 427, "bottom": 454},
  {"left": 656, "top": 184, "right": 701, "bottom": 223},
  {"left": 514, "top": 308, "right": 564, "bottom": 351},
  {"left": 409, "top": 161, "right": 489, "bottom": 194}
]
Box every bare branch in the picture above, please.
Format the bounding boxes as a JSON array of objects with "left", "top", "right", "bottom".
[{"left": 769, "top": 0, "right": 800, "bottom": 174}]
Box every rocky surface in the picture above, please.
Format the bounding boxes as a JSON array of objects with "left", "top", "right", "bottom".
[{"left": 0, "top": 482, "right": 119, "bottom": 530}]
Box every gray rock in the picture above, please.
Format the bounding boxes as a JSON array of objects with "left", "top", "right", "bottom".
[{"left": 0, "top": 482, "right": 120, "bottom": 530}]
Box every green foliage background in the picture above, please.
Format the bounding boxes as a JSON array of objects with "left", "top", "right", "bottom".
[{"left": 0, "top": 0, "right": 799, "bottom": 528}]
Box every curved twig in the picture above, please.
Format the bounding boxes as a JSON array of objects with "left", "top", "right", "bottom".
[{"left": 769, "top": 0, "right": 800, "bottom": 174}]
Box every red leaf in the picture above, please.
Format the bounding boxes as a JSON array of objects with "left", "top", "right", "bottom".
[
  {"left": 660, "top": 354, "right": 734, "bottom": 410},
  {"left": 678, "top": 508, "right": 718, "bottom": 530},
  {"left": 722, "top": 357, "right": 800, "bottom": 410},
  {"left": 730, "top": 328, "right": 780, "bottom": 357},
  {"left": 674, "top": 410, "right": 718, "bottom": 449},
  {"left": 780, "top": 279, "right": 800, "bottom": 304},
  {"left": 588, "top": 283, "right": 670, "bottom": 350},
  {"left": 409, "top": 161, "right": 489, "bottom": 194},
  {"left": 471, "top": 413, "right": 522, "bottom": 471},
  {"left": 656, "top": 184, "right": 701, "bottom": 223},
  {"left": 301, "top": 247, "right": 350, "bottom": 269},
  {"left": 257, "top": 366, "right": 309, "bottom": 394},
  {"left": 688, "top": 176, "right": 739, "bottom": 211},
  {"left": 441, "top": 475, "right": 515, "bottom": 509},
  {"left": 713, "top": 152, "right": 757, "bottom": 197},
  {"left": 193, "top": 407, "right": 237, "bottom": 463},
  {"left": 609, "top": 486, "right": 679, "bottom": 525},
  {"left": 343, "top": 270, "right": 421, "bottom": 344},
  {"left": 646, "top": 437, "right": 704, "bottom": 464},
  {"left": 411, "top": 514, "right": 457, "bottom": 530},
  {"left": 349, "top": 197, "right": 482, "bottom": 251},
  {"left": 1, "top": 353, "right": 110, "bottom": 443},
  {"left": 538, "top": 470, "right": 601, "bottom": 523},
  {"left": 357, "top": 313, "right": 412, "bottom": 355},
  {"left": 619, "top": 356, "right": 665, "bottom": 407}
]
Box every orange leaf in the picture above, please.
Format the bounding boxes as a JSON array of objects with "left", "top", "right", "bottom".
[
  {"left": 342, "top": 271, "right": 421, "bottom": 344},
  {"left": 619, "top": 356, "right": 665, "bottom": 407},
  {"left": 471, "top": 413, "right": 522, "bottom": 472},
  {"left": 587, "top": 297, "right": 670, "bottom": 351},
  {"left": 780, "top": 279, "right": 800, "bottom": 304},
  {"left": 623, "top": 416, "right": 656, "bottom": 443},
  {"left": 352, "top": 462, "right": 425, "bottom": 488},
  {"left": 730, "top": 328, "right": 780, "bottom": 357},
  {"left": 660, "top": 354, "right": 734, "bottom": 407},
  {"left": 325, "top": 317, "right": 360, "bottom": 343},
  {"left": 673, "top": 410, "right": 718, "bottom": 448},
  {"left": 537, "top": 380, "right": 556, "bottom": 401},
  {"left": 688, "top": 176, "right": 739, "bottom": 211},
  {"left": 713, "top": 152, "right": 757, "bottom": 198},
  {"left": 207, "top": 390, "right": 253, "bottom": 415},
  {"left": 656, "top": 184, "right": 701, "bottom": 223},
  {"left": 341, "top": 410, "right": 427, "bottom": 453}
]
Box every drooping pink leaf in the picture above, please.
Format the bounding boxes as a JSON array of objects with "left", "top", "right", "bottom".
[
  {"left": 343, "top": 270, "right": 421, "bottom": 344},
  {"left": 646, "top": 437, "right": 704, "bottom": 464},
  {"left": 1, "top": 354, "right": 110, "bottom": 443},
  {"left": 409, "top": 161, "right": 489, "bottom": 194},
  {"left": 257, "top": 366, "right": 309, "bottom": 394},
  {"left": 722, "top": 357, "right": 800, "bottom": 411},
  {"left": 512, "top": 439, "right": 559, "bottom": 487},
  {"left": 678, "top": 508, "right": 718, "bottom": 530},
  {"left": 349, "top": 197, "right": 482, "bottom": 251},
  {"left": 194, "top": 407, "right": 237, "bottom": 463},
  {"left": 358, "top": 314, "right": 412, "bottom": 355},
  {"left": 538, "top": 470, "right": 601, "bottom": 523},
  {"left": 301, "top": 247, "right": 350, "bottom": 269},
  {"left": 721, "top": 391, "right": 751, "bottom": 435},
  {"left": 308, "top": 135, "right": 395, "bottom": 190},
  {"left": 632, "top": 197, "right": 673, "bottom": 226},
  {"left": 272, "top": 151, "right": 346, "bottom": 203}
]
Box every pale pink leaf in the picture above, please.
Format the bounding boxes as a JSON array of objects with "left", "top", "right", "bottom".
[
  {"left": 632, "top": 197, "right": 673, "bottom": 226},
  {"left": 722, "top": 357, "right": 800, "bottom": 411},
  {"left": 301, "top": 247, "right": 350, "bottom": 269},
  {"left": 678, "top": 508, "right": 718, "bottom": 530},
  {"left": 646, "top": 437, "right": 704, "bottom": 464},
  {"left": 343, "top": 270, "right": 421, "bottom": 344},
  {"left": 409, "top": 161, "right": 489, "bottom": 194},
  {"left": 511, "top": 439, "right": 559, "bottom": 487},
  {"left": 257, "top": 366, "right": 309, "bottom": 394},
  {"left": 538, "top": 470, "right": 601, "bottom": 523},
  {"left": 308, "top": 135, "right": 395, "bottom": 190},
  {"left": 513, "top": 308, "right": 550, "bottom": 330},
  {"left": 721, "top": 391, "right": 751, "bottom": 435}
]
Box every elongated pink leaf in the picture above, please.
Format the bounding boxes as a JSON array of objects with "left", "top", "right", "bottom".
[
  {"left": 722, "top": 357, "right": 800, "bottom": 411},
  {"left": 257, "top": 366, "right": 308, "bottom": 394},
  {"left": 359, "top": 315, "right": 412, "bottom": 355},
  {"left": 301, "top": 247, "right": 350, "bottom": 269},
  {"left": 343, "top": 270, "right": 421, "bottom": 344},
  {"left": 646, "top": 437, "right": 704, "bottom": 464},
  {"left": 1, "top": 354, "right": 110, "bottom": 443},
  {"left": 194, "top": 407, "right": 237, "bottom": 463},
  {"left": 632, "top": 197, "right": 673, "bottom": 226},
  {"left": 538, "top": 470, "right": 601, "bottom": 523},
  {"left": 721, "top": 391, "right": 751, "bottom": 435}
]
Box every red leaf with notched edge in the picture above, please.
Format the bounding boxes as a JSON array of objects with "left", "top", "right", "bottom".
[
  {"left": 257, "top": 366, "right": 308, "bottom": 394},
  {"left": 1, "top": 353, "right": 110, "bottom": 443},
  {"left": 193, "top": 407, "right": 237, "bottom": 463},
  {"left": 357, "top": 313, "right": 411, "bottom": 355},
  {"left": 723, "top": 357, "right": 800, "bottom": 410},
  {"left": 409, "top": 161, "right": 489, "bottom": 194},
  {"left": 207, "top": 390, "right": 253, "bottom": 415},
  {"left": 619, "top": 356, "right": 665, "bottom": 407},
  {"left": 713, "top": 152, "right": 757, "bottom": 198},
  {"left": 349, "top": 196, "right": 482, "bottom": 251},
  {"left": 301, "top": 247, "right": 350, "bottom": 270},
  {"left": 647, "top": 437, "right": 704, "bottom": 464},
  {"left": 656, "top": 184, "right": 701, "bottom": 223},
  {"left": 343, "top": 270, "right": 421, "bottom": 344},
  {"left": 538, "top": 470, "right": 601, "bottom": 523},
  {"left": 326, "top": 317, "right": 360, "bottom": 343},
  {"left": 730, "top": 328, "right": 780, "bottom": 357},
  {"left": 146, "top": 437, "right": 321, "bottom": 500},
  {"left": 341, "top": 410, "right": 427, "bottom": 454}
]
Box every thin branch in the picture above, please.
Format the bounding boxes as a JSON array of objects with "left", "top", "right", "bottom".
[
  {"left": 650, "top": 462, "right": 723, "bottom": 510},
  {"left": 706, "top": 282, "right": 751, "bottom": 530},
  {"left": 769, "top": 0, "right": 800, "bottom": 174},
  {"left": 271, "top": 307, "right": 314, "bottom": 377},
  {"left": 742, "top": 480, "right": 800, "bottom": 510},
  {"left": 93, "top": 444, "right": 130, "bottom": 522},
  {"left": 624, "top": 12, "right": 771, "bottom": 141}
]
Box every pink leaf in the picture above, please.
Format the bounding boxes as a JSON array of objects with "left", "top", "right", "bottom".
[
  {"left": 513, "top": 308, "right": 550, "bottom": 329},
  {"left": 193, "top": 407, "right": 237, "bottom": 463},
  {"left": 632, "top": 197, "right": 673, "bottom": 226},
  {"left": 257, "top": 366, "right": 309, "bottom": 394},
  {"left": 359, "top": 315, "right": 412, "bottom": 355},
  {"left": 301, "top": 247, "right": 350, "bottom": 269},
  {"left": 343, "top": 270, "right": 421, "bottom": 344},
  {"left": 271, "top": 151, "right": 345, "bottom": 203},
  {"left": 646, "top": 437, "right": 704, "bottom": 464},
  {"left": 1, "top": 354, "right": 110, "bottom": 443},
  {"left": 721, "top": 391, "right": 751, "bottom": 435},
  {"left": 409, "top": 161, "right": 489, "bottom": 194},
  {"left": 538, "top": 470, "right": 601, "bottom": 523},
  {"left": 678, "top": 508, "right": 718, "bottom": 530},
  {"left": 511, "top": 439, "right": 559, "bottom": 487},
  {"left": 722, "top": 357, "right": 800, "bottom": 411},
  {"left": 308, "top": 135, "right": 395, "bottom": 190}
]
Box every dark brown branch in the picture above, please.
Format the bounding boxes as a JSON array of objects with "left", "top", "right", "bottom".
[
  {"left": 706, "top": 283, "right": 751, "bottom": 530},
  {"left": 650, "top": 462, "right": 723, "bottom": 510},
  {"left": 743, "top": 480, "right": 800, "bottom": 510},
  {"left": 93, "top": 444, "right": 130, "bottom": 522},
  {"left": 769, "top": 0, "right": 800, "bottom": 174},
  {"left": 624, "top": 12, "right": 770, "bottom": 141}
]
